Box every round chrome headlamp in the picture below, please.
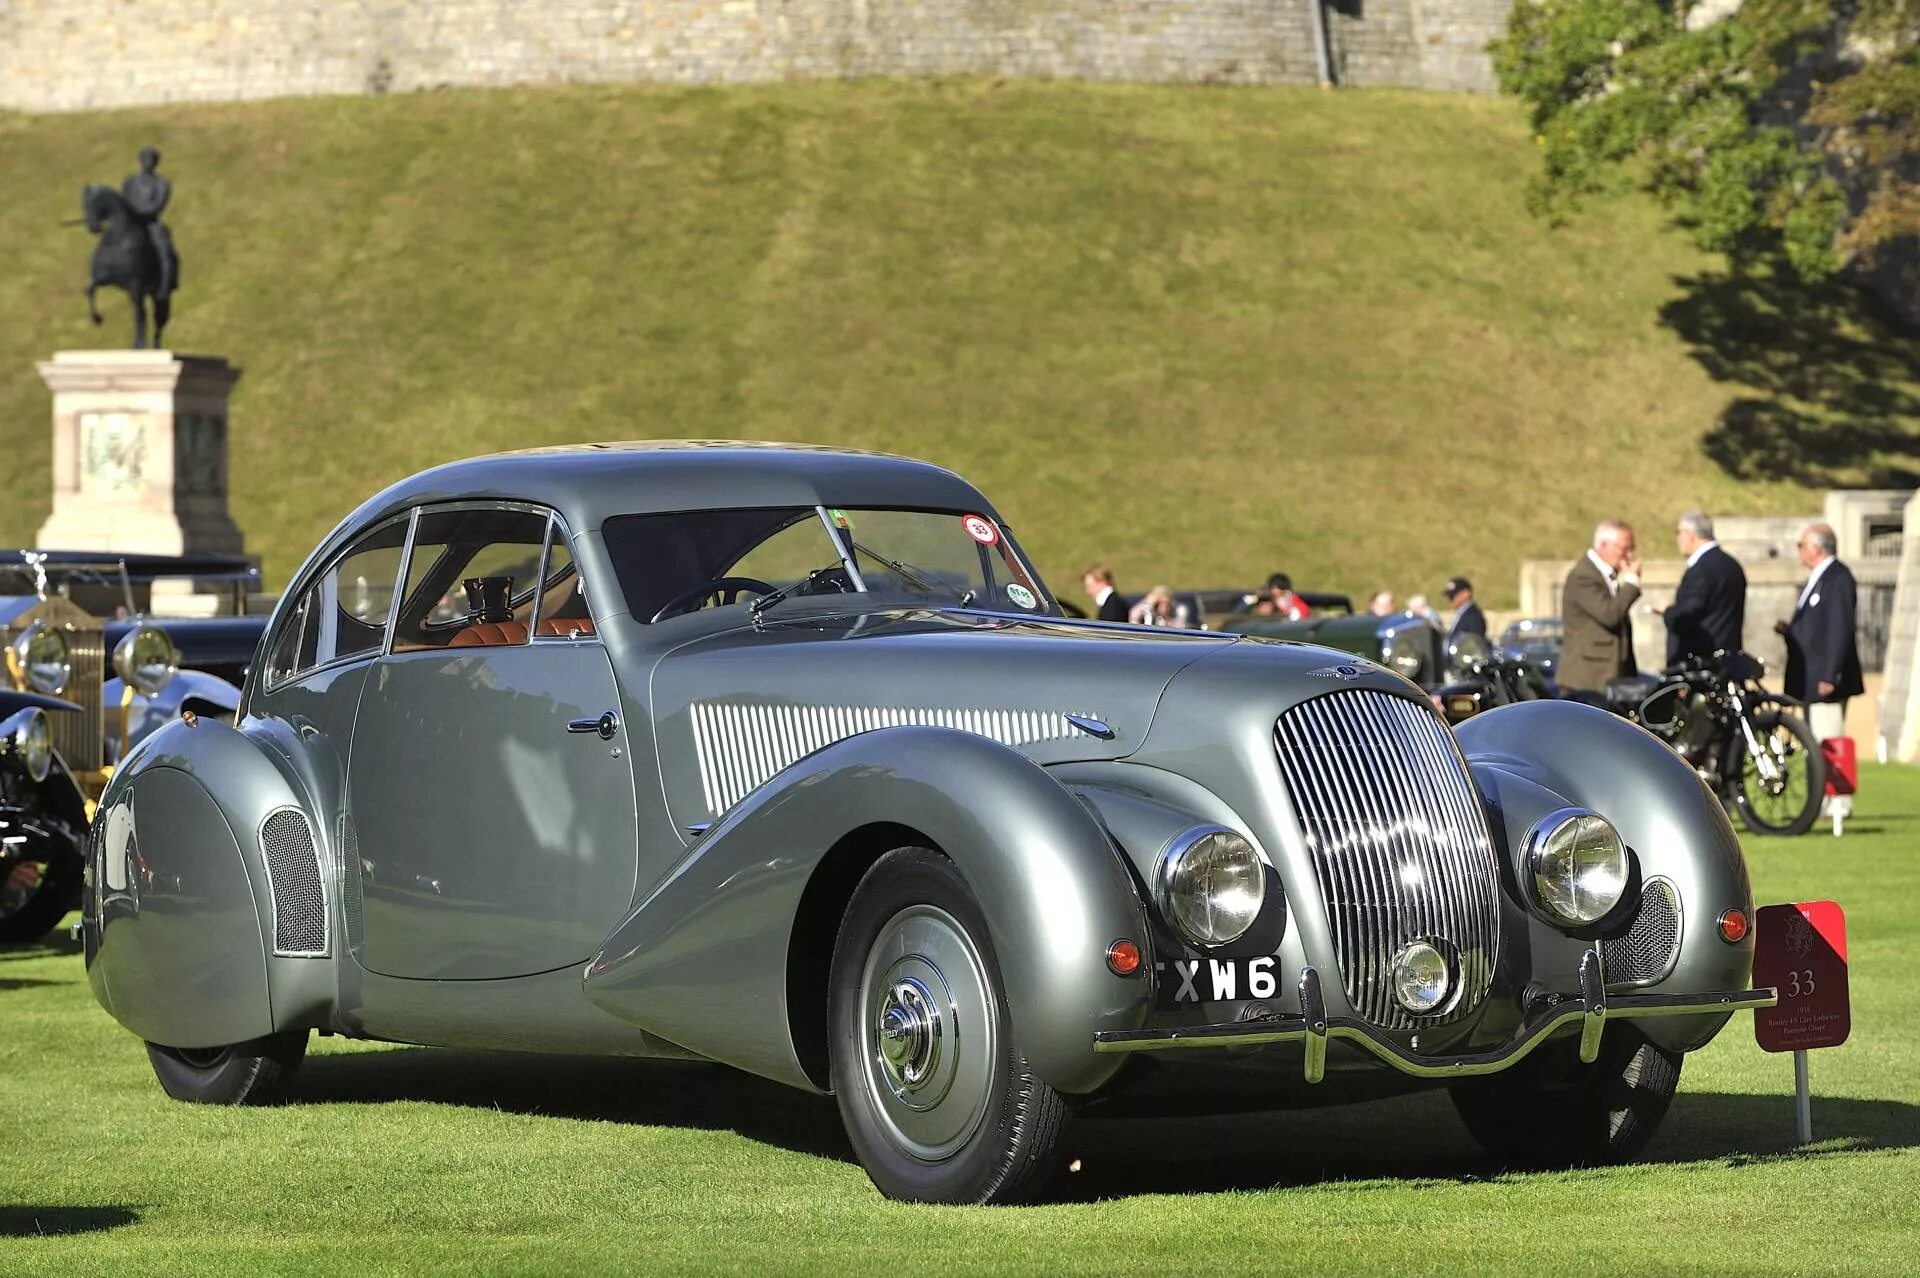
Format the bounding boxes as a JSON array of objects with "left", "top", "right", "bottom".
[
  {"left": 9, "top": 621, "right": 72, "bottom": 696},
  {"left": 1391, "top": 939, "right": 1453, "bottom": 1015},
  {"left": 114, "top": 625, "right": 180, "bottom": 697},
  {"left": 9, "top": 708, "right": 53, "bottom": 783},
  {"left": 1525, "top": 808, "right": 1629, "bottom": 926},
  {"left": 1381, "top": 636, "right": 1424, "bottom": 682},
  {"left": 1159, "top": 826, "right": 1267, "bottom": 946},
  {"left": 1447, "top": 631, "right": 1490, "bottom": 677}
]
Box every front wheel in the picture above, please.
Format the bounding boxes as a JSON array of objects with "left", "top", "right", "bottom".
[
  {"left": 1734, "top": 707, "right": 1826, "bottom": 837},
  {"left": 1449, "top": 1025, "right": 1682, "bottom": 1167},
  {"left": 146, "top": 1031, "right": 309, "bottom": 1104},
  {"left": 827, "top": 847, "right": 1069, "bottom": 1204}
]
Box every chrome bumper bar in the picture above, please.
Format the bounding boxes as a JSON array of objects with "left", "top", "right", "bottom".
[{"left": 1092, "top": 951, "right": 1777, "bottom": 1083}]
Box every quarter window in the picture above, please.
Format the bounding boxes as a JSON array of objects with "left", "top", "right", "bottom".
[
  {"left": 391, "top": 506, "right": 552, "bottom": 651},
  {"left": 262, "top": 515, "right": 410, "bottom": 688}
]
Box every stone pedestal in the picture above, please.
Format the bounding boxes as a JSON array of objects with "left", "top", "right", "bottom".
[{"left": 34, "top": 350, "right": 245, "bottom": 558}]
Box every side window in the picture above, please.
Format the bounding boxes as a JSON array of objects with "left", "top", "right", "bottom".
[
  {"left": 263, "top": 515, "right": 410, "bottom": 689},
  {"left": 532, "top": 519, "right": 595, "bottom": 640},
  {"left": 391, "top": 506, "right": 551, "bottom": 651}
]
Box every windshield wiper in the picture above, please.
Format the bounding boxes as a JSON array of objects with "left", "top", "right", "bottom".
[
  {"left": 748, "top": 564, "right": 846, "bottom": 625},
  {"left": 849, "top": 541, "right": 974, "bottom": 609}
]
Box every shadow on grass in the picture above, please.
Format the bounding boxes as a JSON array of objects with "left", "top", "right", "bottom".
[
  {"left": 0, "top": 978, "right": 65, "bottom": 992},
  {"left": 296, "top": 1048, "right": 854, "bottom": 1162},
  {"left": 1661, "top": 265, "right": 1920, "bottom": 488},
  {"left": 295, "top": 1048, "right": 1920, "bottom": 1200},
  {"left": 0, "top": 1205, "right": 139, "bottom": 1237},
  {"left": 0, "top": 933, "right": 82, "bottom": 962}
]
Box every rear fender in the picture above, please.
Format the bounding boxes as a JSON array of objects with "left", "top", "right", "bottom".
[
  {"left": 1456, "top": 699, "right": 1755, "bottom": 1052},
  {"left": 583, "top": 726, "right": 1152, "bottom": 1094},
  {"left": 87, "top": 714, "right": 338, "bottom": 1049}
]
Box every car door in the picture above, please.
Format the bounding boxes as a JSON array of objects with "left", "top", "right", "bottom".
[{"left": 346, "top": 504, "right": 639, "bottom": 981}]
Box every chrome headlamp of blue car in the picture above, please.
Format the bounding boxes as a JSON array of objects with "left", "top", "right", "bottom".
[{"left": 9, "top": 620, "right": 72, "bottom": 696}]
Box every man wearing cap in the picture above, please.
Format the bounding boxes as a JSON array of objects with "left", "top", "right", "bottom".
[{"left": 1444, "top": 577, "right": 1485, "bottom": 642}]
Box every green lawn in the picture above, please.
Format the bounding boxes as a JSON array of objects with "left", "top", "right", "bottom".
[
  {"left": 6, "top": 81, "right": 1920, "bottom": 606},
  {"left": 4, "top": 765, "right": 1916, "bottom": 1274}
]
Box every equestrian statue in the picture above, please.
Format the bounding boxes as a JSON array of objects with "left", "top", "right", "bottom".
[{"left": 75, "top": 147, "right": 180, "bottom": 349}]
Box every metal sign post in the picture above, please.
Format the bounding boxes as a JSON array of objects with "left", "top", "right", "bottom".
[{"left": 1754, "top": 901, "right": 1850, "bottom": 1145}]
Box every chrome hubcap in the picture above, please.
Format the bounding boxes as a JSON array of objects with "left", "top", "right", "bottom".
[{"left": 859, "top": 904, "right": 997, "bottom": 1162}]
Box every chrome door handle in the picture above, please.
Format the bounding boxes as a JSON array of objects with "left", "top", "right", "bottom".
[{"left": 567, "top": 710, "right": 619, "bottom": 740}]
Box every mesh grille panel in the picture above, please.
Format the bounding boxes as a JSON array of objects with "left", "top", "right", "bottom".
[
  {"left": 262, "top": 808, "right": 327, "bottom": 955},
  {"left": 1603, "top": 876, "right": 1681, "bottom": 987},
  {"left": 1274, "top": 689, "right": 1503, "bottom": 1029}
]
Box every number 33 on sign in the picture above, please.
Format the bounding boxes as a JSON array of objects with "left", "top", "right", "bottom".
[{"left": 1754, "top": 901, "right": 1850, "bottom": 1053}]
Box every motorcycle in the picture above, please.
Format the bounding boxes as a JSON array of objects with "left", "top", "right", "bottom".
[
  {"left": 1602, "top": 651, "right": 1826, "bottom": 837},
  {"left": 1433, "top": 632, "right": 1544, "bottom": 724}
]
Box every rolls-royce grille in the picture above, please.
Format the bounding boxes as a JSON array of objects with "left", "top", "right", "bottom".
[
  {"left": 1603, "top": 876, "right": 1681, "bottom": 988},
  {"left": 56, "top": 631, "right": 105, "bottom": 772},
  {"left": 262, "top": 808, "right": 327, "bottom": 956},
  {"left": 1274, "top": 689, "right": 1502, "bottom": 1030}
]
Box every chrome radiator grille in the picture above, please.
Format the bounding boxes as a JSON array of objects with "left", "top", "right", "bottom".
[
  {"left": 60, "top": 631, "right": 105, "bottom": 771},
  {"left": 1274, "top": 689, "right": 1502, "bottom": 1029}
]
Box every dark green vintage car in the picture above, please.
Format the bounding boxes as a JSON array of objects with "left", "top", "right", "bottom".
[{"left": 1220, "top": 597, "right": 1448, "bottom": 689}]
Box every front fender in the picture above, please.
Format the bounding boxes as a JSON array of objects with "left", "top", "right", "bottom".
[
  {"left": 583, "top": 726, "right": 1152, "bottom": 1095},
  {"left": 1455, "top": 699, "right": 1756, "bottom": 1052},
  {"left": 87, "top": 714, "right": 336, "bottom": 1049}
]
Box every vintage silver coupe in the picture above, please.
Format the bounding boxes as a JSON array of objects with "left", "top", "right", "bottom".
[{"left": 87, "top": 443, "right": 1776, "bottom": 1203}]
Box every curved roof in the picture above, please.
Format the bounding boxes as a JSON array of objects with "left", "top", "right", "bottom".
[{"left": 331, "top": 440, "right": 997, "bottom": 547}]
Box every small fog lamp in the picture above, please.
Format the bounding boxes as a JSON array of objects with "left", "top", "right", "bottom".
[
  {"left": 1391, "top": 939, "right": 1453, "bottom": 1015},
  {"left": 7, "top": 707, "right": 53, "bottom": 783}
]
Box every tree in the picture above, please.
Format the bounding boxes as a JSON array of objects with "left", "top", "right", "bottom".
[{"left": 1493, "top": 1, "right": 1920, "bottom": 319}]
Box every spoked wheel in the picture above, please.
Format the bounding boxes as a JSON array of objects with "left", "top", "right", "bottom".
[
  {"left": 828, "top": 847, "right": 1068, "bottom": 1204},
  {"left": 1735, "top": 708, "right": 1826, "bottom": 837},
  {"left": 1450, "top": 1025, "right": 1682, "bottom": 1168},
  {"left": 0, "top": 845, "right": 81, "bottom": 944},
  {"left": 146, "top": 1031, "right": 309, "bottom": 1104}
]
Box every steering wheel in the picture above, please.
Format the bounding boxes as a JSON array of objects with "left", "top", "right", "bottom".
[{"left": 649, "top": 576, "right": 777, "bottom": 624}]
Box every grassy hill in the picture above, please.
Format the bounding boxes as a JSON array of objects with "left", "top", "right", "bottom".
[{"left": 4, "top": 79, "right": 1918, "bottom": 606}]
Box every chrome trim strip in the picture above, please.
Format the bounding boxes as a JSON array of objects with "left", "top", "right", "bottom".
[{"left": 1092, "top": 954, "right": 1778, "bottom": 1081}]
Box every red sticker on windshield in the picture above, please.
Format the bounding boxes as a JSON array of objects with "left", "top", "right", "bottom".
[{"left": 962, "top": 515, "right": 999, "bottom": 546}]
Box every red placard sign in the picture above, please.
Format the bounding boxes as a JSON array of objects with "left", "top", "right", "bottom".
[{"left": 1753, "top": 901, "right": 1850, "bottom": 1053}]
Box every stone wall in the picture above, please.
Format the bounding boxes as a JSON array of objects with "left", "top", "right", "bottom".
[{"left": 0, "top": 2, "right": 1514, "bottom": 112}]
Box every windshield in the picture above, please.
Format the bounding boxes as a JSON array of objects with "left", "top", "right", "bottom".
[{"left": 602, "top": 506, "right": 1055, "bottom": 622}]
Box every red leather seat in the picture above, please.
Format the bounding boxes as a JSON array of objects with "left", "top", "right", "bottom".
[{"left": 535, "top": 616, "right": 596, "bottom": 638}]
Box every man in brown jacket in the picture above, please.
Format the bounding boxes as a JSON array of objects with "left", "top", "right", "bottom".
[{"left": 1559, "top": 519, "right": 1642, "bottom": 698}]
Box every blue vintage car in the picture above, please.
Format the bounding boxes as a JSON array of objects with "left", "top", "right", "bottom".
[
  {"left": 1, "top": 550, "right": 262, "bottom": 941},
  {"left": 85, "top": 444, "right": 1776, "bottom": 1203}
]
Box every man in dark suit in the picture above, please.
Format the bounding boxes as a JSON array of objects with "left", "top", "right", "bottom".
[
  {"left": 1559, "top": 519, "right": 1641, "bottom": 698},
  {"left": 1778, "top": 522, "right": 1864, "bottom": 738},
  {"left": 1657, "top": 510, "right": 1746, "bottom": 665},
  {"left": 1081, "top": 564, "right": 1129, "bottom": 622},
  {"left": 1444, "top": 576, "right": 1486, "bottom": 642}
]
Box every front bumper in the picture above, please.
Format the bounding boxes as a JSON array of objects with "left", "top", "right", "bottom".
[{"left": 1093, "top": 950, "right": 1776, "bottom": 1082}]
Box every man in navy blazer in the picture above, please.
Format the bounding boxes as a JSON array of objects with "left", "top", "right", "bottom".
[
  {"left": 1443, "top": 576, "right": 1486, "bottom": 641},
  {"left": 1657, "top": 511, "right": 1746, "bottom": 666},
  {"left": 1777, "top": 522, "right": 1864, "bottom": 743}
]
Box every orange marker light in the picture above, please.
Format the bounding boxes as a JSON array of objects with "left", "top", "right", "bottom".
[
  {"left": 1106, "top": 939, "right": 1142, "bottom": 976},
  {"left": 1718, "top": 909, "right": 1749, "bottom": 944}
]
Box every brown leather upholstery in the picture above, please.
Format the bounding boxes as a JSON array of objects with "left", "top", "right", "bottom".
[
  {"left": 446, "top": 616, "right": 595, "bottom": 647},
  {"left": 449, "top": 620, "right": 530, "bottom": 647}
]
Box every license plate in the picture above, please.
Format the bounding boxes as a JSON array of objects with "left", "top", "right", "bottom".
[{"left": 1155, "top": 956, "right": 1284, "bottom": 1008}]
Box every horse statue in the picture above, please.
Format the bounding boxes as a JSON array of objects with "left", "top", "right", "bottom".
[{"left": 78, "top": 182, "right": 179, "bottom": 349}]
